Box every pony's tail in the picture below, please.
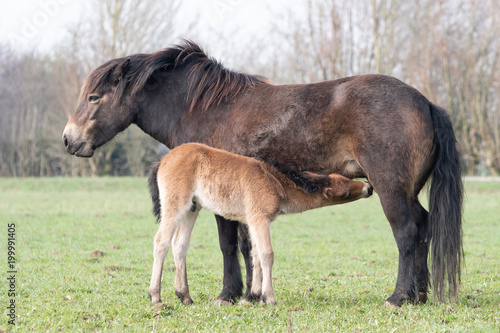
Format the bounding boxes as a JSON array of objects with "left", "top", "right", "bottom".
[
  {"left": 428, "top": 103, "right": 464, "bottom": 302},
  {"left": 148, "top": 159, "right": 162, "bottom": 223}
]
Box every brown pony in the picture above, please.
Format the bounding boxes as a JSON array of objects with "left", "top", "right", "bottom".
[
  {"left": 63, "top": 41, "right": 463, "bottom": 306},
  {"left": 148, "top": 143, "right": 373, "bottom": 305}
]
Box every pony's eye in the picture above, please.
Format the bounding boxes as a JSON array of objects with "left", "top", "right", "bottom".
[{"left": 88, "top": 95, "right": 100, "bottom": 103}]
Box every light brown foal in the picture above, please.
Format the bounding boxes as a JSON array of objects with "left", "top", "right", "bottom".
[{"left": 148, "top": 143, "right": 372, "bottom": 305}]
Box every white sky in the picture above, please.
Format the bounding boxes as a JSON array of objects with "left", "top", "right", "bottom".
[{"left": 0, "top": 0, "right": 299, "bottom": 55}]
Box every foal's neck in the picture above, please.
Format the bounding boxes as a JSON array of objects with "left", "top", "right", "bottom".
[{"left": 268, "top": 167, "right": 327, "bottom": 214}]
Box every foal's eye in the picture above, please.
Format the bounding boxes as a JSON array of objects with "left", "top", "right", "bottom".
[{"left": 88, "top": 95, "right": 100, "bottom": 103}]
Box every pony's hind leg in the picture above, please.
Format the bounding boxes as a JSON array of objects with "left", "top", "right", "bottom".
[
  {"left": 172, "top": 210, "right": 199, "bottom": 305},
  {"left": 378, "top": 191, "right": 419, "bottom": 306},
  {"left": 412, "top": 199, "right": 430, "bottom": 303},
  {"left": 149, "top": 217, "right": 178, "bottom": 305}
]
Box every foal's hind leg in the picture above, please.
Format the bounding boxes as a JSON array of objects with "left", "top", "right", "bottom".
[
  {"left": 149, "top": 218, "right": 178, "bottom": 305},
  {"left": 172, "top": 210, "right": 199, "bottom": 305}
]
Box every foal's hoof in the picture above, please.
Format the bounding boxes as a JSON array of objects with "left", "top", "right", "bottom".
[
  {"left": 181, "top": 298, "right": 194, "bottom": 305},
  {"left": 152, "top": 302, "right": 168, "bottom": 313}
]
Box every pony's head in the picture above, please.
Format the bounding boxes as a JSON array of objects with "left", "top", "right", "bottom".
[
  {"left": 62, "top": 40, "right": 268, "bottom": 158},
  {"left": 62, "top": 57, "right": 138, "bottom": 157}
]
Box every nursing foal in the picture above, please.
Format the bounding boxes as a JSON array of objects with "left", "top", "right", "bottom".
[{"left": 148, "top": 143, "right": 373, "bottom": 305}]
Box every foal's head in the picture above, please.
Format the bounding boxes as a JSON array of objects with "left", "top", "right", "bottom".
[{"left": 304, "top": 172, "right": 373, "bottom": 203}]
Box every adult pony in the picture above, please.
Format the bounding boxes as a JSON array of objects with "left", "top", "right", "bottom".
[
  {"left": 148, "top": 142, "right": 372, "bottom": 305},
  {"left": 63, "top": 40, "right": 463, "bottom": 306}
]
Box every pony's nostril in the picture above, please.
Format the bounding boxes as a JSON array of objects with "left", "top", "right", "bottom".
[{"left": 63, "top": 136, "right": 69, "bottom": 148}]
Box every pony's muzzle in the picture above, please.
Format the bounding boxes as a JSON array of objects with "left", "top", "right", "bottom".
[{"left": 62, "top": 124, "right": 94, "bottom": 157}]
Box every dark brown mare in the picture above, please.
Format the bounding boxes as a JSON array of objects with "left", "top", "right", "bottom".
[{"left": 63, "top": 41, "right": 463, "bottom": 306}]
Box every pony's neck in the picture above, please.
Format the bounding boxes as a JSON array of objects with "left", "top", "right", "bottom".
[{"left": 133, "top": 72, "right": 191, "bottom": 148}]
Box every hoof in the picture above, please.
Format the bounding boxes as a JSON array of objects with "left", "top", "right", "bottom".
[
  {"left": 150, "top": 298, "right": 162, "bottom": 306},
  {"left": 385, "top": 300, "right": 400, "bottom": 307},
  {"left": 418, "top": 292, "right": 428, "bottom": 304},
  {"left": 240, "top": 298, "right": 252, "bottom": 305},
  {"left": 242, "top": 292, "right": 262, "bottom": 304},
  {"left": 152, "top": 302, "right": 167, "bottom": 312},
  {"left": 182, "top": 298, "right": 194, "bottom": 305},
  {"left": 385, "top": 296, "right": 404, "bottom": 307},
  {"left": 214, "top": 299, "right": 231, "bottom": 306}
]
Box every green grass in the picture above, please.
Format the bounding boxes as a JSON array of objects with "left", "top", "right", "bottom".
[{"left": 1, "top": 177, "right": 499, "bottom": 332}]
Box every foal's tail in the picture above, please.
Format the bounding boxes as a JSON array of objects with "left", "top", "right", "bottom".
[
  {"left": 148, "top": 159, "right": 162, "bottom": 223},
  {"left": 428, "top": 103, "right": 464, "bottom": 302}
]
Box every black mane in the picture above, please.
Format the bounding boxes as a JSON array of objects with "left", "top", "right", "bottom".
[
  {"left": 82, "top": 40, "right": 269, "bottom": 111},
  {"left": 257, "top": 156, "right": 331, "bottom": 194}
]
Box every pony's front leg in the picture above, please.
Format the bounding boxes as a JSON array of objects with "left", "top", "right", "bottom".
[
  {"left": 149, "top": 219, "right": 177, "bottom": 305},
  {"left": 247, "top": 220, "right": 276, "bottom": 305},
  {"left": 172, "top": 211, "right": 198, "bottom": 305},
  {"left": 214, "top": 215, "right": 243, "bottom": 304}
]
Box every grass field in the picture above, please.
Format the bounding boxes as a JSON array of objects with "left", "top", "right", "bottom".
[{"left": 1, "top": 177, "right": 499, "bottom": 332}]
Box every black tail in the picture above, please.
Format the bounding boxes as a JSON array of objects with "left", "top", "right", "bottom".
[
  {"left": 148, "top": 159, "right": 162, "bottom": 223},
  {"left": 255, "top": 155, "right": 330, "bottom": 193},
  {"left": 428, "top": 103, "right": 464, "bottom": 302}
]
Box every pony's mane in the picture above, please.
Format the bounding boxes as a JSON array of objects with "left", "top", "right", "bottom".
[
  {"left": 257, "top": 156, "right": 331, "bottom": 194},
  {"left": 81, "top": 40, "right": 269, "bottom": 111}
]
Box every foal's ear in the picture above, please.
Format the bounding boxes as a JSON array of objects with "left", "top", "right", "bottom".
[
  {"left": 110, "top": 58, "right": 130, "bottom": 84},
  {"left": 323, "top": 186, "right": 349, "bottom": 199}
]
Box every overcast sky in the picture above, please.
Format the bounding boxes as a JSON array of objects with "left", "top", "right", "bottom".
[{"left": 0, "top": 0, "right": 299, "bottom": 57}]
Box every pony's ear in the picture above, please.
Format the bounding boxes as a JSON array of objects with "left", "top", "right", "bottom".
[{"left": 110, "top": 58, "right": 130, "bottom": 84}]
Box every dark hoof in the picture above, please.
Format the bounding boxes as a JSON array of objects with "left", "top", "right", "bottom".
[
  {"left": 242, "top": 292, "right": 262, "bottom": 304},
  {"left": 417, "top": 292, "right": 428, "bottom": 304},
  {"left": 385, "top": 294, "right": 405, "bottom": 307},
  {"left": 217, "top": 290, "right": 242, "bottom": 304}
]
